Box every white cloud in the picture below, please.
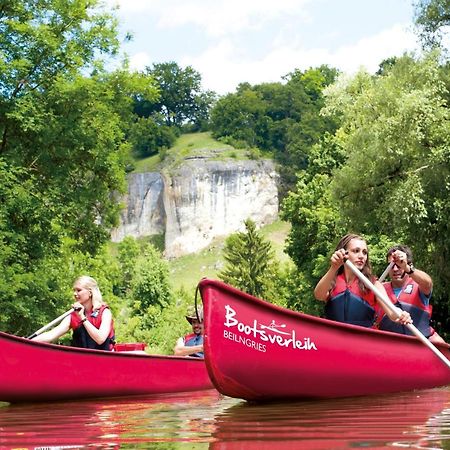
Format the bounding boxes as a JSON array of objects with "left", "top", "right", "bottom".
[
  {"left": 105, "top": 0, "right": 419, "bottom": 95},
  {"left": 107, "top": 0, "right": 311, "bottom": 36},
  {"left": 331, "top": 24, "right": 420, "bottom": 74},
  {"left": 184, "top": 24, "right": 419, "bottom": 95},
  {"left": 128, "top": 52, "right": 151, "bottom": 71}
]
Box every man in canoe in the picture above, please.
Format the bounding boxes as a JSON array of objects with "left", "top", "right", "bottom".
[
  {"left": 378, "top": 245, "right": 446, "bottom": 344},
  {"left": 31, "top": 276, "right": 115, "bottom": 350},
  {"left": 174, "top": 305, "right": 204, "bottom": 357},
  {"left": 314, "top": 234, "right": 412, "bottom": 328}
]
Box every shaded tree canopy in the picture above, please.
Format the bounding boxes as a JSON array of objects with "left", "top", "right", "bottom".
[{"left": 0, "top": 0, "right": 159, "bottom": 334}]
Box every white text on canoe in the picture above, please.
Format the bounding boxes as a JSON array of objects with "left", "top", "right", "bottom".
[{"left": 223, "top": 305, "right": 317, "bottom": 352}]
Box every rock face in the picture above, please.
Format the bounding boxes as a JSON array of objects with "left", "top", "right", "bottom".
[
  {"left": 111, "top": 172, "right": 165, "bottom": 241},
  {"left": 111, "top": 159, "right": 279, "bottom": 258}
]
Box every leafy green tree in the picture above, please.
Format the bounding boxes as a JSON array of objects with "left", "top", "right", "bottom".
[
  {"left": 0, "top": 0, "right": 158, "bottom": 332},
  {"left": 211, "top": 87, "right": 267, "bottom": 147},
  {"left": 130, "top": 243, "right": 173, "bottom": 327},
  {"left": 219, "top": 219, "right": 278, "bottom": 300},
  {"left": 0, "top": 0, "right": 119, "bottom": 101},
  {"left": 321, "top": 52, "right": 450, "bottom": 338},
  {"left": 281, "top": 171, "right": 343, "bottom": 314},
  {"left": 118, "top": 286, "right": 193, "bottom": 355},
  {"left": 128, "top": 115, "right": 177, "bottom": 158},
  {"left": 210, "top": 66, "right": 339, "bottom": 193},
  {"left": 0, "top": 0, "right": 121, "bottom": 255},
  {"left": 414, "top": 0, "right": 450, "bottom": 48},
  {"left": 137, "top": 62, "right": 216, "bottom": 128},
  {"left": 117, "top": 236, "right": 141, "bottom": 295}
]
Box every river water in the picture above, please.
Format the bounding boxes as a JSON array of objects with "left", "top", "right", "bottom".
[{"left": 0, "top": 386, "right": 449, "bottom": 449}]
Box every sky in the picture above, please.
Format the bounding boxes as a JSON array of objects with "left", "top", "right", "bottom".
[{"left": 106, "top": 0, "right": 421, "bottom": 96}]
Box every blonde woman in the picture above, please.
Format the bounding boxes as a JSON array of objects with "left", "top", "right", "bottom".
[{"left": 32, "top": 276, "right": 115, "bottom": 350}]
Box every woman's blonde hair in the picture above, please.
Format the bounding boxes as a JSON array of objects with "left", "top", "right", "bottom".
[{"left": 73, "top": 276, "right": 105, "bottom": 310}]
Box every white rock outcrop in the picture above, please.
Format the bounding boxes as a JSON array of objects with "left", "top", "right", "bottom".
[
  {"left": 111, "top": 172, "right": 165, "bottom": 242},
  {"left": 111, "top": 159, "right": 279, "bottom": 258}
]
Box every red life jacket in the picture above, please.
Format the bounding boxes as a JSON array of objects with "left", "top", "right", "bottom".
[
  {"left": 379, "top": 279, "right": 432, "bottom": 337},
  {"left": 326, "top": 273, "right": 379, "bottom": 328},
  {"left": 70, "top": 305, "right": 115, "bottom": 350},
  {"left": 184, "top": 332, "right": 204, "bottom": 358}
]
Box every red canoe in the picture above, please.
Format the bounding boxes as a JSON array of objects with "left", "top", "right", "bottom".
[
  {"left": 0, "top": 330, "right": 213, "bottom": 403},
  {"left": 198, "top": 278, "right": 450, "bottom": 401}
]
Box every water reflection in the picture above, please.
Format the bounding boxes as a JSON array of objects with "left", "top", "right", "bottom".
[
  {"left": 211, "top": 387, "right": 450, "bottom": 449},
  {"left": 0, "top": 387, "right": 448, "bottom": 449},
  {"left": 0, "top": 389, "right": 226, "bottom": 448}
]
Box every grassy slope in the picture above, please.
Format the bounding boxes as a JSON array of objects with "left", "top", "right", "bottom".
[
  {"left": 168, "top": 220, "right": 292, "bottom": 292},
  {"left": 133, "top": 131, "right": 251, "bottom": 173}
]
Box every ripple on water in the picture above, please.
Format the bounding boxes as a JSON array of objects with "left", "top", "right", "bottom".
[{"left": 0, "top": 387, "right": 448, "bottom": 449}]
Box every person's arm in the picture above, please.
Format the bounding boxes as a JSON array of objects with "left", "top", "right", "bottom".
[
  {"left": 174, "top": 337, "right": 203, "bottom": 357},
  {"left": 429, "top": 330, "right": 447, "bottom": 345},
  {"left": 407, "top": 268, "right": 432, "bottom": 297},
  {"left": 81, "top": 308, "right": 113, "bottom": 345},
  {"left": 392, "top": 250, "right": 432, "bottom": 296},
  {"left": 31, "top": 315, "right": 71, "bottom": 343},
  {"left": 314, "top": 249, "right": 345, "bottom": 301},
  {"left": 374, "top": 280, "right": 412, "bottom": 325}
]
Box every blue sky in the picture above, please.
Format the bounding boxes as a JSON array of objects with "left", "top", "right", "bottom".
[{"left": 106, "top": 0, "right": 420, "bottom": 95}]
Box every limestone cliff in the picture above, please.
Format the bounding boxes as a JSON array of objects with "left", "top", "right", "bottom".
[{"left": 111, "top": 159, "right": 279, "bottom": 258}]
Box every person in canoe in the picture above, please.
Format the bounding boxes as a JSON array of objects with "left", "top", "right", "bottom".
[
  {"left": 314, "top": 233, "right": 412, "bottom": 328},
  {"left": 377, "top": 245, "right": 446, "bottom": 344},
  {"left": 174, "top": 305, "right": 204, "bottom": 357},
  {"left": 31, "top": 275, "right": 115, "bottom": 350}
]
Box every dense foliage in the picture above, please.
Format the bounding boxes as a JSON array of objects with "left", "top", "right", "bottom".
[
  {"left": 0, "top": 0, "right": 161, "bottom": 335},
  {"left": 128, "top": 61, "right": 217, "bottom": 160},
  {"left": 282, "top": 52, "right": 450, "bottom": 339},
  {"left": 210, "top": 66, "right": 339, "bottom": 192},
  {"left": 135, "top": 62, "right": 216, "bottom": 128},
  {"left": 414, "top": 0, "right": 450, "bottom": 48}
]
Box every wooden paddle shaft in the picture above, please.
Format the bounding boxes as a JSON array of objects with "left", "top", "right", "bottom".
[
  {"left": 27, "top": 308, "right": 74, "bottom": 339},
  {"left": 345, "top": 260, "right": 450, "bottom": 370}
]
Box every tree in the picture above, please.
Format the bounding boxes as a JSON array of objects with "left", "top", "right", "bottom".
[
  {"left": 0, "top": 1, "right": 125, "bottom": 254},
  {"left": 219, "top": 219, "right": 278, "bottom": 300},
  {"left": 130, "top": 243, "right": 173, "bottom": 325},
  {"left": 137, "top": 62, "right": 216, "bottom": 128},
  {"left": 128, "top": 115, "right": 177, "bottom": 158},
  {"left": 322, "top": 53, "right": 450, "bottom": 339},
  {"left": 280, "top": 135, "right": 346, "bottom": 314},
  {"left": 117, "top": 236, "right": 140, "bottom": 295},
  {"left": 0, "top": 0, "right": 160, "bottom": 333},
  {"left": 414, "top": 0, "right": 450, "bottom": 48},
  {"left": 210, "top": 87, "right": 267, "bottom": 147},
  {"left": 0, "top": 0, "right": 119, "bottom": 152},
  {"left": 209, "top": 66, "right": 339, "bottom": 193}
]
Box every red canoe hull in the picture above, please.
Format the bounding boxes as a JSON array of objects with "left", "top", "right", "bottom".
[
  {"left": 0, "top": 331, "right": 213, "bottom": 403},
  {"left": 198, "top": 279, "right": 450, "bottom": 401}
]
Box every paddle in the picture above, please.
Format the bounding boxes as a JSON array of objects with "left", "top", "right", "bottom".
[
  {"left": 27, "top": 308, "right": 75, "bottom": 339},
  {"left": 345, "top": 259, "right": 450, "bottom": 369},
  {"left": 378, "top": 261, "right": 394, "bottom": 283}
]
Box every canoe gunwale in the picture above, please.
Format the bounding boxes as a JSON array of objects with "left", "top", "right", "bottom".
[{"left": 0, "top": 331, "right": 206, "bottom": 362}]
